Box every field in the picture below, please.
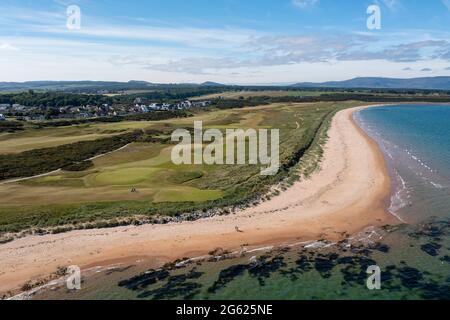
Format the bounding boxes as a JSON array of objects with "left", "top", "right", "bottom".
[{"left": 0, "top": 101, "right": 363, "bottom": 235}]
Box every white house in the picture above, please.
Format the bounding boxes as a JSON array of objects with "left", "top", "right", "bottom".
[{"left": 140, "top": 105, "right": 149, "bottom": 113}]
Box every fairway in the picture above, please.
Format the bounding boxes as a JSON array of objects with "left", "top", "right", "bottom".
[
  {"left": 0, "top": 119, "right": 167, "bottom": 154},
  {"left": 93, "top": 167, "right": 161, "bottom": 185}
]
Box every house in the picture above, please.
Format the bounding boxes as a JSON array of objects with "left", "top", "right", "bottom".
[
  {"left": 25, "top": 115, "right": 45, "bottom": 121},
  {"left": 0, "top": 104, "right": 10, "bottom": 111},
  {"left": 0, "top": 114, "right": 6, "bottom": 121},
  {"left": 140, "top": 105, "right": 149, "bottom": 113},
  {"left": 193, "top": 101, "right": 211, "bottom": 108},
  {"left": 177, "top": 100, "right": 193, "bottom": 109}
]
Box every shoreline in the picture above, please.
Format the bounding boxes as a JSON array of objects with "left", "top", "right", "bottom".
[{"left": 0, "top": 105, "right": 398, "bottom": 296}]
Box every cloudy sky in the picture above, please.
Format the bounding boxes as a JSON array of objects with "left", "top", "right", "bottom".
[{"left": 1, "top": 0, "right": 450, "bottom": 84}]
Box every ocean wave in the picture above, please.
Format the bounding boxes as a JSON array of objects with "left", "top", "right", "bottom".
[
  {"left": 430, "top": 181, "right": 445, "bottom": 189},
  {"left": 388, "top": 169, "right": 408, "bottom": 223}
]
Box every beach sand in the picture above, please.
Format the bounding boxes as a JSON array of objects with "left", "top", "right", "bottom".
[{"left": 0, "top": 105, "right": 398, "bottom": 295}]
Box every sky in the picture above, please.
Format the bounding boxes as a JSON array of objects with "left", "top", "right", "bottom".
[{"left": 1, "top": 0, "right": 450, "bottom": 84}]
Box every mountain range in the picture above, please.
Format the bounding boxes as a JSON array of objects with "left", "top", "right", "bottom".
[
  {"left": 291, "top": 77, "right": 450, "bottom": 90},
  {"left": 2, "top": 77, "right": 450, "bottom": 92}
]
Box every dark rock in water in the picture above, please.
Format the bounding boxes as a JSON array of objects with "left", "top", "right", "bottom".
[
  {"left": 340, "top": 265, "right": 365, "bottom": 286},
  {"left": 420, "top": 243, "right": 442, "bottom": 257},
  {"left": 248, "top": 256, "right": 287, "bottom": 286},
  {"left": 338, "top": 255, "right": 379, "bottom": 287},
  {"left": 337, "top": 256, "right": 359, "bottom": 265},
  {"left": 440, "top": 255, "right": 450, "bottom": 264},
  {"left": 396, "top": 266, "right": 424, "bottom": 289},
  {"left": 135, "top": 268, "right": 204, "bottom": 300},
  {"left": 117, "top": 265, "right": 204, "bottom": 300},
  {"left": 314, "top": 253, "right": 339, "bottom": 278},
  {"left": 409, "top": 219, "right": 449, "bottom": 241},
  {"left": 295, "top": 255, "right": 313, "bottom": 273},
  {"left": 118, "top": 269, "right": 170, "bottom": 290},
  {"left": 279, "top": 268, "right": 300, "bottom": 281},
  {"left": 207, "top": 264, "right": 248, "bottom": 293},
  {"left": 385, "top": 265, "right": 397, "bottom": 272},
  {"left": 207, "top": 255, "right": 288, "bottom": 292},
  {"left": 418, "top": 281, "right": 450, "bottom": 300},
  {"left": 138, "top": 282, "right": 202, "bottom": 300},
  {"left": 372, "top": 243, "right": 390, "bottom": 253}
]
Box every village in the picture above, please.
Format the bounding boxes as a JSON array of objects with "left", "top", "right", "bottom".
[{"left": 0, "top": 98, "right": 211, "bottom": 122}]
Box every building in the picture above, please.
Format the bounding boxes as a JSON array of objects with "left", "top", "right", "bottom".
[
  {"left": 0, "top": 114, "right": 7, "bottom": 121},
  {"left": 0, "top": 104, "right": 10, "bottom": 111},
  {"left": 140, "top": 105, "right": 150, "bottom": 113},
  {"left": 192, "top": 101, "right": 211, "bottom": 108}
]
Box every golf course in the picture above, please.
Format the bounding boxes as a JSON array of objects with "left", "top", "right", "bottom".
[{"left": 0, "top": 101, "right": 363, "bottom": 237}]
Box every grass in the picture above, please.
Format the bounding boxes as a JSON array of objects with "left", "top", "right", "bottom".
[
  {"left": 0, "top": 101, "right": 364, "bottom": 235},
  {"left": 0, "top": 119, "right": 172, "bottom": 154},
  {"left": 93, "top": 167, "right": 161, "bottom": 185}
]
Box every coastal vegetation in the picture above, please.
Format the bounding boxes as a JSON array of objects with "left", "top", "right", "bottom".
[{"left": 0, "top": 121, "right": 24, "bottom": 133}]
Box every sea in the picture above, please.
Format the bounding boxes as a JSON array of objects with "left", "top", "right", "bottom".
[{"left": 31, "top": 104, "right": 450, "bottom": 300}]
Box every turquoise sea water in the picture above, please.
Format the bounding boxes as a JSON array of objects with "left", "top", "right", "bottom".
[
  {"left": 355, "top": 105, "right": 450, "bottom": 224},
  {"left": 34, "top": 104, "right": 450, "bottom": 300}
]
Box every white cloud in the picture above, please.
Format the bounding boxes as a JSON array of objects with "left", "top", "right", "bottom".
[
  {"left": 374, "top": 0, "right": 401, "bottom": 11},
  {"left": 0, "top": 43, "right": 19, "bottom": 51},
  {"left": 292, "top": 0, "right": 319, "bottom": 9},
  {"left": 382, "top": 0, "right": 400, "bottom": 10}
]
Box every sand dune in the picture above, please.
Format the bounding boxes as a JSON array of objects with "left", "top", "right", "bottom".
[{"left": 0, "top": 105, "right": 397, "bottom": 295}]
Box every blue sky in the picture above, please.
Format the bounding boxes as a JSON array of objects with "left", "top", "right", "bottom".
[{"left": 1, "top": 0, "right": 450, "bottom": 83}]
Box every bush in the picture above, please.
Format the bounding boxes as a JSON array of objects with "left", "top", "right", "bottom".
[
  {"left": 0, "top": 121, "right": 24, "bottom": 133},
  {"left": 62, "top": 160, "right": 94, "bottom": 172}
]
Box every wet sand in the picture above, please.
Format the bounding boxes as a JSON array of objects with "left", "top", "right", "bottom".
[{"left": 0, "top": 105, "right": 397, "bottom": 295}]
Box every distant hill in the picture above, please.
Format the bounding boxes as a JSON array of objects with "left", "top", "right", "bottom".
[
  {"left": 0, "top": 80, "right": 229, "bottom": 93},
  {"left": 200, "top": 81, "right": 225, "bottom": 87},
  {"left": 291, "top": 77, "right": 450, "bottom": 90},
  {"left": 3, "top": 77, "right": 450, "bottom": 93},
  {"left": 0, "top": 81, "right": 158, "bottom": 93}
]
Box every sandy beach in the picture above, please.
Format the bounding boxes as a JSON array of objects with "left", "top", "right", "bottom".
[{"left": 0, "top": 105, "right": 398, "bottom": 295}]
